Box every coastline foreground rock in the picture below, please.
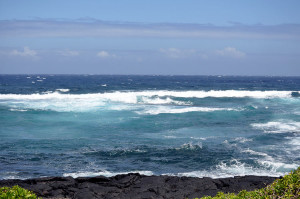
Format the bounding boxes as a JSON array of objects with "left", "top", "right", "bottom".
[{"left": 0, "top": 173, "right": 278, "bottom": 199}]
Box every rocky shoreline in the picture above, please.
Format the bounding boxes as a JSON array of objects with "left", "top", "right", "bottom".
[{"left": 0, "top": 173, "right": 278, "bottom": 199}]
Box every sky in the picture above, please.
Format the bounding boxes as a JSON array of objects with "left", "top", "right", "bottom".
[{"left": 0, "top": 0, "right": 300, "bottom": 75}]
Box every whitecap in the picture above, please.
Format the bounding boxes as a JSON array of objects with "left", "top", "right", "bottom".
[
  {"left": 0, "top": 90, "right": 297, "bottom": 101},
  {"left": 9, "top": 108, "right": 27, "bottom": 112},
  {"left": 139, "top": 96, "right": 190, "bottom": 105},
  {"left": 164, "top": 135, "right": 177, "bottom": 139},
  {"left": 136, "top": 106, "right": 237, "bottom": 115},
  {"left": 190, "top": 137, "right": 207, "bottom": 140},
  {"left": 0, "top": 90, "right": 296, "bottom": 113},
  {"left": 175, "top": 142, "right": 202, "bottom": 150},
  {"left": 56, "top": 89, "right": 70, "bottom": 92},
  {"left": 234, "top": 137, "right": 253, "bottom": 143},
  {"left": 257, "top": 160, "right": 298, "bottom": 171},
  {"left": 251, "top": 120, "right": 300, "bottom": 133},
  {"left": 242, "top": 149, "right": 271, "bottom": 158}
]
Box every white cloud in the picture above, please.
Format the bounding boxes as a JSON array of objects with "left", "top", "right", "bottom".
[
  {"left": 216, "top": 47, "right": 246, "bottom": 58},
  {"left": 160, "top": 48, "right": 196, "bottom": 58},
  {"left": 10, "top": 47, "right": 38, "bottom": 58},
  {"left": 1, "top": 20, "right": 299, "bottom": 39},
  {"left": 96, "top": 51, "right": 116, "bottom": 58},
  {"left": 59, "top": 50, "right": 79, "bottom": 56}
]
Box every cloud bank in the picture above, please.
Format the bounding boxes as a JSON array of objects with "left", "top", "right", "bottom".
[{"left": 0, "top": 19, "right": 300, "bottom": 39}]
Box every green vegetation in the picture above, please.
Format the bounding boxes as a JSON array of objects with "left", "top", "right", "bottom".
[
  {"left": 0, "top": 185, "right": 40, "bottom": 199},
  {"left": 197, "top": 167, "right": 300, "bottom": 199}
]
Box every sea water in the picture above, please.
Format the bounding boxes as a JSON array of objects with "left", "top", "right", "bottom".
[{"left": 0, "top": 75, "right": 299, "bottom": 179}]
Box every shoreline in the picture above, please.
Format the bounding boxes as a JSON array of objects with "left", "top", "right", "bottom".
[{"left": 0, "top": 173, "right": 278, "bottom": 199}]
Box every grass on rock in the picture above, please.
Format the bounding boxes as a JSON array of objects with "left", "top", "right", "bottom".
[{"left": 197, "top": 167, "right": 300, "bottom": 199}]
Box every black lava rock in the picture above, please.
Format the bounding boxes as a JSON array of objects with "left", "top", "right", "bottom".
[{"left": 0, "top": 173, "right": 278, "bottom": 199}]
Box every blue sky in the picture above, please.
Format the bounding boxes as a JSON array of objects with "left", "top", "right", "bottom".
[{"left": 0, "top": 0, "right": 300, "bottom": 75}]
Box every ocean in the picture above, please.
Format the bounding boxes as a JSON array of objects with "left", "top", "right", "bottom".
[{"left": 0, "top": 75, "right": 299, "bottom": 180}]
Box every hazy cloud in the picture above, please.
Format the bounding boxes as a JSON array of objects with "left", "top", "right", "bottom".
[
  {"left": 10, "top": 47, "right": 38, "bottom": 58},
  {"left": 160, "top": 48, "right": 196, "bottom": 58},
  {"left": 216, "top": 47, "right": 246, "bottom": 58},
  {"left": 96, "top": 50, "right": 115, "bottom": 58},
  {"left": 59, "top": 49, "right": 79, "bottom": 56},
  {"left": 0, "top": 19, "right": 300, "bottom": 39}
]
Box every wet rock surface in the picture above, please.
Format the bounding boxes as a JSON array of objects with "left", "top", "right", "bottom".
[{"left": 0, "top": 173, "right": 278, "bottom": 199}]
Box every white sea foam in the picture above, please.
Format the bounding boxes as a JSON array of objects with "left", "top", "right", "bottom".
[
  {"left": 175, "top": 159, "right": 297, "bottom": 178},
  {"left": 251, "top": 120, "right": 300, "bottom": 133},
  {"left": 234, "top": 137, "right": 253, "bottom": 143},
  {"left": 257, "top": 160, "right": 299, "bottom": 171},
  {"left": 190, "top": 137, "right": 207, "bottom": 140},
  {"left": 0, "top": 90, "right": 297, "bottom": 101},
  {"left": 56, "top": 89, "right": 70, "bottom": 92},
  {"left": 165, "top": 159, "right": 291, "bottom": 178},
  {"left": 176, "top": 142, "right": 203, "bottom": 150},
  {"left": 9, "top": 108, "right": 27, "bottom": 112},
  {"left": 285, "top": 137, "right": 300, "bottom": 152},
  {"left": 136, "top": 106, "right": 236, "bottom": 115},
  {"left": 0, "top": 90, "right": 297, "bottom": 112},
  {"left": 63, "top": 170, "right": 153, "bottom": 178},
  {"left": 242, "top": 149, "right": 271, "bottom": 158},
  {"left": 286, "top": 137, "right": 300, "bottom": 146},
  {"left": 139, "top": 96, "right": 190, "bottom": 105},
  {"left": 164, "top": 135, "right": 177, "bottom": 138},
  {"left": 0, "top": 172, "right": 25, "bottom": 180}
]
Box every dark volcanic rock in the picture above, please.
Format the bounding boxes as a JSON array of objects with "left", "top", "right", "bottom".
[{"left": 0, "top": 173, "right": 278, "bottom": 199}]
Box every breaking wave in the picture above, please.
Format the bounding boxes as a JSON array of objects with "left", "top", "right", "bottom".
[
  {"left": 135, "top": 106, "right": 238, "bottom": 115},
  {"left": 0, "top": 90, "right": 297, "bottom": 101},
  {"left": 63, "top": 170, "right": 154, "bottom": 178},
  {"left": 251, "top": 120, "right": 300, "bottom": 133}
]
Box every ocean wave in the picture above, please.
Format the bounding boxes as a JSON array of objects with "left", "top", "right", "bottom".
[
  {"left": 242, "top": 149, "right": 271, "bottom": 158},
  {"left": 0, "top": 90, "right": 297, "bottom": 101},
  {"left": 1, "top": 90, "right": 264, "bottom": 112},
  {"left": 0, "top": 90, "right": 297, "bottom": 112},
  {"left": 257, "top": 160, "right": 299, "bottom": 172},
  {"left": 164, "top": 159, "right": 296, "bottom": 178},
  {"left": 175, "top": 142, "right": 203, "bottom": 150},
  {"left": 251, "top": 120, "right": 300, "bottom": 133},
  {"left": 135, "top": 106, "right": 237, "bottom": 115},
  {"left": 233, "top": 137, "right": 253, "bottom": 143},
  {"left": 9, "top": 108, "right": 27, "bottom": 112},
  {"left": 56, "top": 88, "right": 70, "bottom": 93},
  {"left": 63, "top": 170, "right": 154, "bottom": 178}
]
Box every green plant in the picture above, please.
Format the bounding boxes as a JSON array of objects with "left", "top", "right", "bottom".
[
  {"left": 196, "top": 167, "right": 300, "bottom": 199},
  {"left": 0, "top": 185, "right": 40, "bottom": 199}
]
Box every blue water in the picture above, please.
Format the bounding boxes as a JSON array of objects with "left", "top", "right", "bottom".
[{"left": 0, "top": 75, "right": 299, "bottom": 179}]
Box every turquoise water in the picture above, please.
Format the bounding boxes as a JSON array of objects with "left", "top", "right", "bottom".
[{"left": 0, "top": 75, "right": 299, "bottom": 179}]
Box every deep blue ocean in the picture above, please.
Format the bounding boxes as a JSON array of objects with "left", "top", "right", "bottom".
[{"left": 0, "top": 75, "right": 299, "bottom": 180}]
